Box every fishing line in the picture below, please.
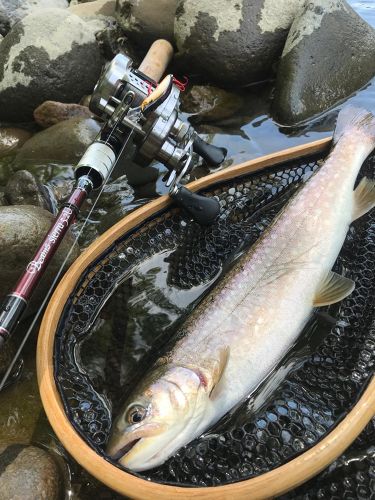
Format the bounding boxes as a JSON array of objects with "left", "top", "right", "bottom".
[{"left": 0, "top": 130, "right": 134, "bottom": 393}]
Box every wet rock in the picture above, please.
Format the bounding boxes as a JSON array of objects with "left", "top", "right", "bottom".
[
  {"left": 34, "top": 101, "right": 93, "bottom": 128},
  {"left": 116, "top": 0, "right": 177, "bottom": 46},
  {"left": 175, "top": 0, "right": 304, "bottom": 86},
  {"left": 0, "top": 9, "right": 105, "bottom": 122},
  {"left": 4, "top": 170, "right": 50, "bottom": 210},
  {"left": 0, "top": 445, "right": 62, "bottom": 500},
  {"left": 0, "top": 205, "right": 79, "bottom": 301},
  {"left": 273, "top": 0, "right": 375, "bottom": 124},
  {"left": 0, "top": 0, "right": 68, "bottom": 36},
  {"left": 0, "top": 128, "right": 32, "bottom": 158},
  {"left": 69, "top": 0, "right": 116, "bottom": 18},
  {"left": 180, "top": 85, "right": 244, "bottom": 123},
  {"left": 15, "top": 117, "right": 101, "bottom": 164}
]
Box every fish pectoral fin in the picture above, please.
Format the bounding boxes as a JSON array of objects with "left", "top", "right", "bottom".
[
  {"left": 353, "top": 177, "right": 375, "bottom": 221},
  {"left": 313, "top": 271, "right": 355, "bottom": 307},
  {"left": 207, "top": 346, "right": 230, "bottom": 400}
]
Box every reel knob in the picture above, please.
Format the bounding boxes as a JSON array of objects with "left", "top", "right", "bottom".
[
  {"left": 170, "top": 186, "right": 220, "bottom": 226},
  {"left": 193, "top": 136, "right": 227, "bottom": 168}
]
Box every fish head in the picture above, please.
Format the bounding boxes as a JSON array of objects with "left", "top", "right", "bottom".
[{"left": 106, "top": 364, "right": 210, "bottom": 471}]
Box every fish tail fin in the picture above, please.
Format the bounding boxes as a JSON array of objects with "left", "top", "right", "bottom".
[{"left": 333, "top": 106, "right": 375, "bottom": 152}]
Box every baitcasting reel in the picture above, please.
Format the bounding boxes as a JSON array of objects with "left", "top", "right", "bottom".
[{"left": 77, "top": 52, "right": 227, "bottom": 225}]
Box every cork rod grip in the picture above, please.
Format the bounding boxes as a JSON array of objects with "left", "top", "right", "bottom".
[{"left": 138, "top": 39, "right": 174, "bottom": 83}]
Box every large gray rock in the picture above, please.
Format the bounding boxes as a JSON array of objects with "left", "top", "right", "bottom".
[
  {"left": 273, "top": 0, "right": 375, "bottom": 124},
  {"left": 116, "top": 0, "right": 177, "bottom": 46},
  {"left": 15, "top": 117, "right": 101, "bottom": 164},
  {"left": 0, "top": 0, "right": 68, "bottom": 36},
  {"left": 69, "top": 0, "right": 116, "bottom": 18},
  {"left": 174, "top": 0, "right": 303, "bottom": 86},
  {"left": 0, "top": 445, "right": 62, "bottom": 500},
  {"left": 0, "top": 205, "right": 79, "bottom": 301},
  {"left": 0, "top": 9, "right": 105, "bottom": 122}
]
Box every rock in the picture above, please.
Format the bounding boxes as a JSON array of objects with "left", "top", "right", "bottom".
[
  {"left": 15, "top": 117, "right": 101, "bottom": 164},
  {"left": 0, "top": 205, "right": 79, "bottom": 301},
  {"left": 34, "top": 101, "right": 93, "bottom": 128},
  {"left": 180, "top": 85, "right": 244, "bottom": 123},
  {"left": 116, "top": 0, "right": 177, "bottom": 46},
  {"left": 0, "top": 0, "right": 68, "bottom": 35},
  {"left": 69, "top": 0, "right": 116, "bottom": 18},
  {"left": 0, "top": 445, "right": 62, "bottom": 500},
  {"left": 4, "top": 170, "right": 50, "bottom": 210},
  {"left": 175, "top": 0, "right": 304, "bottom": 86},
  {"left": 0, "top": 9, "right": 105, "bottom": 122},
  {"left": 273, "top": 0, "right": 375, "bottom": 124},
  {"left": 0, "top": 128, "right": 32, "bottom": 158}
]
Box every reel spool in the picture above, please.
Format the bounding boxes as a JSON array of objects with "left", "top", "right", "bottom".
[{"left": 37, "top": 138, "right": 375, "bottom": 499}]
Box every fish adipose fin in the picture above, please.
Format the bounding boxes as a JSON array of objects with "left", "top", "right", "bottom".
[
  {"left": 314, "top": 271, "right": 355, "bottom": 307},
  {"left": 333, "top": 106, "right": 375, "bottom": 146},
  {"left": 352, "top": 177, "right": 375, "bottom": 221}
]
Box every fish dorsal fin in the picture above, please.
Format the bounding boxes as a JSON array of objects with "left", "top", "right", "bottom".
[
  {"left": 313, "top": 271, "right": 355, "bottom": 307},
  {"left": 352, "top": 177, "right": 375, "bottom": 221}
]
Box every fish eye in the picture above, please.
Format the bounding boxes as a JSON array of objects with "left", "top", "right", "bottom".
[{"left": 126, "top": 404, "right": 147, "bottom": 425}]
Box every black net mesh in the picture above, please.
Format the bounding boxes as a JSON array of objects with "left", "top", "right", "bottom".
[{"left": 54, "top": 148, "right": 375, "bottom": 490}]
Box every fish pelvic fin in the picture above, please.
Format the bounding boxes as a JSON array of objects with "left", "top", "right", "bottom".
[
  {"left": 313, "top": 271, "right": 355, "bottom": 307},
  {"left": 333, "top": 106, "right": 375, "bottom": 149},
  {"left": 352, "top": 176, "right": 375, "bottom": 221}
]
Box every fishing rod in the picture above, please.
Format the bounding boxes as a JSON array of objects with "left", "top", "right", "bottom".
[{"left": 0, "top": 40, "right": 227, "bottom": 356}]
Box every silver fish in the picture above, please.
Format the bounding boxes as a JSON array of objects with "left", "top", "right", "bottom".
[{"left": 107, "top": 106, "right": 375, "bottom": 471}]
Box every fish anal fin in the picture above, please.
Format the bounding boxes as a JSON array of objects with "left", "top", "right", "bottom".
[
  {"left": 314, "top": 271, "right": 355, "bottom": 307},
  {"left": 352, "top": 177, "right": 375, "bottom": 221}
]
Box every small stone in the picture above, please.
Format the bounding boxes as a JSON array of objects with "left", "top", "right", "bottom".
[
  {"left": 180, "top": 85, "right": 244, "bottom": 123},
  {"left": 4, "top": 170, "right": 50, "bottom": 210},
  {"left": 34, "top": 101, "right": 93, "bottom": 128},
  {"left": 0, "top": 128, "right": 32, "bottom": 158},
  {"left": 0, "top": 9, "right": 105, "bottom": 122},
  {"left": 272, "top": 0, "right": 375, "bottom": 124},
  {"left": 116, "top": 0, "right": 177, "bottom": 46},
  {"left": 15, "top": 117, "right": 101, "bottom": 164},
  {"left": 0, "top": 445, "right": 62, "bottom": 500}
]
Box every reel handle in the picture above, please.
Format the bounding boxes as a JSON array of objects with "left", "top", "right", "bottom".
[
  {"left": 171, "top": 186, "right": 220, "bottom": 226},
  {"left": 193, "top": 136, "right": 227, "bottom": 168},
  {"left": 138, "top": 39, "right": 174, "bottom": 83}
]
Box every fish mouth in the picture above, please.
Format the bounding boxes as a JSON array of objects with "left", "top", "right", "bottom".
[{"left": 110, "top": 438, "right": 141, "bottom": 461}]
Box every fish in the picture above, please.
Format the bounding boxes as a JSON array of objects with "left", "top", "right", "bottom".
[{"left": 106, "top": 106, "right": 375, "bottom": 472}]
